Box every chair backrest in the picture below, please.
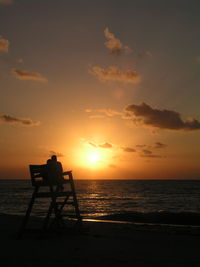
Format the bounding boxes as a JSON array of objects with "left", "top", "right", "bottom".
[{"left": 29, "top": 164, "right": 48, "bottom": 186}]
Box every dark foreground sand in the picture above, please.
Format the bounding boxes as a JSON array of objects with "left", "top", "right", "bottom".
[{"left": 1, "top": 213, "right": 200, "bottom": 267}]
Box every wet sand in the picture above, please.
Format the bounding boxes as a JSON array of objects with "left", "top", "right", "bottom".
[{"left": 1, "top": 213, "right": 200, "bottom": 267}]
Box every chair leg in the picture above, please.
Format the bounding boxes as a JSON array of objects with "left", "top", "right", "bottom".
[
  {"left": 69, "top": 173, "right": 82, "bottom": 221},
  {"left": 17, "top": 186, "right": 38, "bottom": 239}
]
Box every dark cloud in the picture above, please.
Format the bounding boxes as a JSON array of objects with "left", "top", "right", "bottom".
[
  {"left": 11, "top": 68, "right": 48, "bottom": 82},
  {"left": 0, "top": 36, "right": 9, "bottom": 51},
  {"left": 122, "top": 147, "right": 136, "bottom": 152},
  {"left": 90, "top": 66, "right": 141, "bottom": 84},
  {"left": 99, "top": 142, "right": 112, "bottom": 148},
  {"left": 104, "top": 27, "right": 131, "bottom": 56},
  {"left": 0, "top": 114, "right": 40, "bottom": 126},
  {"left": 125, "top": 102, "right": 200, "bottom": 131}
]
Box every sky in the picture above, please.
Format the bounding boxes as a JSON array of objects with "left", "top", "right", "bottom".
[{"left": 0, "top": 0, "right": 200, "bottom": 179}]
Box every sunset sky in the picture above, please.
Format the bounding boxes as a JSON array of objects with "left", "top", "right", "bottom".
[{"left": 1, "top": 0, "right": 200, "bottom": 179}]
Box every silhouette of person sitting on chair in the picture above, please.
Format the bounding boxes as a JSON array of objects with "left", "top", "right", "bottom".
[{"left": 46, "top": 155, "right": 64, "bottom": 190}]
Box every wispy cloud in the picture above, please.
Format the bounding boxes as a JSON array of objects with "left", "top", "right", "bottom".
[
  {"left": 85, "top": 108, "right": 122, "bottom": 118},
  {"left": 0, "top": 114, "right": 40, "bottom": 126},
  {"left": 0, "top": 0, "right": 13, "bottom": 5},
  {"left": 88, "top": 142, "right": 97, "bottom": 147},
  {"left": 87, "top": 141, "right": 113, "bottom": 149},
  {"left": 125, "top": 102, "right": 200, "bottom": 131},
  {"left": 0, "top": 36, "right": 9, "bottom": 52},
  {"left": 104, "top": 27, "right": 131, "bottom": 56},
  {"left": 97, "top": 108, "right": 122, "bottom": 117},
  {"left": 90, "top": 66, "right": 140, "bottom": 84},
  {"left": 11, "top": 68, "right": 48, "bottom": 82}
]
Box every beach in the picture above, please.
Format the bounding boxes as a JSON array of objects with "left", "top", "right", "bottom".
[{"left": 1, "top": 213, "right": 200, "bottom": 267}]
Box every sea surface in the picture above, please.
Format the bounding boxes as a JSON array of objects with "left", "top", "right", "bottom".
[{"left": 1, "top": 179, "right": 200, "bottom": 225}]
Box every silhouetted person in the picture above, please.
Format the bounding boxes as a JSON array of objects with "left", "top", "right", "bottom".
[{"left": 46, "top": 155, "right": 64, "bottom": 190}]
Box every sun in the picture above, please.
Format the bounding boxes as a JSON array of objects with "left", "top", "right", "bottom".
[
  {"left": 88, "top": 152, "right": 100, "bottom": 164},
  {"left": 73, "top": 140, "right": 114, "bottom": 170}
]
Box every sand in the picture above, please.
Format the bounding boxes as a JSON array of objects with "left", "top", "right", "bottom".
[{"left": 1, "top": 213, "right": 200, "bottom": 267}]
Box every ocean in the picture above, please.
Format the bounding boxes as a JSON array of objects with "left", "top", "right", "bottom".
[{"left": 1, "top": 179, "right": 200, "bottom": 225}]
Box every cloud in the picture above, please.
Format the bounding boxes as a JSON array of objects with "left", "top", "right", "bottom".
[
  {"left": 125, "top": 102, "right": 200, "bottom": 131},
  {"left": 0, "top": 0, "right": 13, "bottom": 5},
  {"left": 11, "top": 68, "right": 48, "bottom": 82},
  {"left": 104, "top": 27, "right": 131, "bottom": 56},
  {"left": 154, "top": 142, "right": 167, "bottom": 149},
  {"left": 122, "top": 147, "right": 136, "bottom": 152},
  {"left": 99, "top": 142, "right": 113, "bottom": 148},
  {"left": 0, "top": 36, "right": 9, "bottom": 52},
  {"left": 49, "top": 151, "right": 64, "bottom": 157},
  {"left": 90, "top": 66, "right": 140, "bottom": 84},
  {"left": 0, "top": 114, "right": 40, "bottom": 126}
]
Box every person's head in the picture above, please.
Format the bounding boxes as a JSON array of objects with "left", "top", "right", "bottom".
[{"left": 51, "top": 155, "right": 57, "bottom": 161}]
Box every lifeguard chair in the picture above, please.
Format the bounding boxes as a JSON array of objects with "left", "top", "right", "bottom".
[{"left": 18, "top": 165, "right": 82, "bottom": 238}]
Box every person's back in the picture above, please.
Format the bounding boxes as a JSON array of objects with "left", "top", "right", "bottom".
[{"left": 47, "top": 155, "right": 64, "bottom": 188}]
